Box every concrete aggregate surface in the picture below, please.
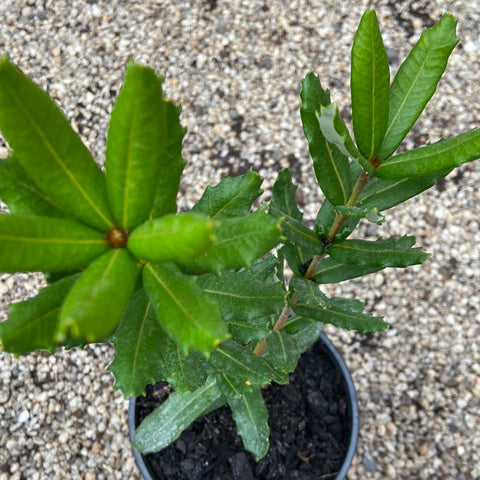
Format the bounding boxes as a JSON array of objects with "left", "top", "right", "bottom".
[{"left": 0, "top": 1, "right": 479, "bottom": 479}]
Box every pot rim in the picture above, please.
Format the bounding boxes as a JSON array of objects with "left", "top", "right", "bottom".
[{"left": 128, "top": 332, "right": 359, "bottom": 480}]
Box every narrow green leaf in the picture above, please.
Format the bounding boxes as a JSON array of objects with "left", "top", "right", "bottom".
[
  {"left": 334, "top": 205, "right": 384, "bottom": 224},
  {"left": 227, "top": 386, "right": 269, "bottom": 461},
  {"left": 225, "top": 314, "right": 273, "bottom": 344},
  {"left": 315, "top": 199, "right": 359, "bottom": 240},
  {"left": 377, "top": 14, "right": 459, "bottom": 159},
  {"left": 150, "top": 101, "right": 187, "bottom": 218},
  {"left": 198, "top": 269, "right": 284, "bottom": 323},
  {"left": 351, "top": 10, "right": 390, "bottom": 159},
  {"left": 0, "top": 215, "right": 109, "bottom": 273},
  {"left": 133, "top": 377, "right": 222, "bottom": 454},
  {"left": 375, "top": 129, "right": 480, "bottom": 179},
  {"left": 106, "top": 64, "right": 167, "bottom": 230},
  {"left": 107, "top": 288, "right": 168, "bottom": 397},
  {"left": 356, "top": 169, "right": 453, "bottom": 211},
  {"left": 0, "top": 274, "right": 78, "bottom": 354},
  {"left": 0, "top": 155, "right": 67, "bottom": 218},
  {"left": 143, "top": 262, "right": 229, "bottom": 356},
  {"left": 181, "top": 210, "right": 283, "bottom": 275},
  {"left": 300, "top": 73, "right": 352, "bottom": 205},
  {"left": 0, "top": 58, "right": 114, "bottom": 230},
  {"left": 291, "top": 277, "right": 388, "bottom": 333},
  {"left": 191, "top": 170, "right": 263, "bottom": 219},
  {"left": 317, "top": 104, "right": 373, "bottom": 173},
  {"left": 128, "top": 213, "right": 216, "bottom": 263},
  {"left": 210, "top": 340, "right": 273, "bottom": 390},
  {"left": 56, "top": 249, "right": 141, "bottom": 342},
  {"left": 311, "top": 256, "right": 383, "bottom": 284},
  {"left": 270, "top": 169, "right": 303, "bottom": 221},
  {"left": 328, "top": 235, "right": 430, "bottom": 268}
]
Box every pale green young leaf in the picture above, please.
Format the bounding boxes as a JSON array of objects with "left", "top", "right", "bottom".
[
  {"left": 351, "top": 9, "right": 390, "bottom": 159},
  {"left": 133, "top": 377, "right": 222, "bottom": 454},
  {"left": 181, "top": 210, "right": 283, "bottom": 275},
  {"left": 143, "top": 262, "right": 229, "bottom": 356},
  {"left": 328, "top": 235, "right": 430, "bottom": 268},
  {"left": 105, "top": 64, "right": 167, "bottom": 230},
  {"left": 0, "top": 155, "right": 67, "bottom": 218},
  {"left": 0, "top": 274, "right": 78, "bottom": 354},
  {"left": 191, "top": 170, "right": 263, "bottom": 219},
  {"left": 317, "top": 104, "right": 373, "bottom": 174},
  {"left": 0, "top": 215, "right": 109, "bottom": 273},
  {"left": 375, "top": 129, "right": 480, "bottom": 179},
  {"left": 127, "top": 213, "right": 216, "bottom": 263},
  {"left": 150, "top": 101, "right": 186, "bottom": 218},
  {"left": 227, "top": 386, "right": 269, "bottom": 461},
  {"left": 377, "top": 14, "right": 459, "bottom": 160},
  {"left": 300, "top": 73, "right": 353, "bottom": 205},
  {"left": 0, "top": 58, "right": 114, "bottom": 230},
  {"left": 56, "top": 249, "right": 141, "bottom": 342},
  {"left": 108, "top": 288, "right": 168, "bottom": 397}
]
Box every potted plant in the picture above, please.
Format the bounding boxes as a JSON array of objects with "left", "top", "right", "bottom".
[{"left": 0, "top": 9, "right": 479, "bottom": 479}]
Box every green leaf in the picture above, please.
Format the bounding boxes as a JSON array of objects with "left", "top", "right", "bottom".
[
  {"left": 377, "top": 14, "right": 459, "bottom": 160},
  {"left": 0, "top": 215, "right": 109, "bottom": 273},
  {"left": 0, "top": 58, "right": 114, "bottom": 231},
  {"left": 56, "top": 249, "right": 141, "bottom": 342},
  {"left": 128, "top": 213, "right": 216, "bottom": 263},
  {"left": 133, "top": 377, "right": 222, "bottom": 454},
  {"left": 210, "top": 340, "right": 273, "bottom": 390},
  {"left": 317, "top": 103, "right": 373, "bottom": 174},
  {"left": 351, "top": 10, "right": 390, "bottom": 159},
  {"left": 311, "top": 256, "right": 383, "bottom": 284},
  {"left": 150, "top": 101, "right": 187, "bottom": 218},
  {"left": 356, "top": 169, "right": 453, "bottom": 211},
  {"left": 315, "top": 199, "right": 359, "bottom": 240},
  {"left": 333, "top": 205, "right": 385, "bottom": 224},
  {"left": 291, "top": 277, "right": 388, "bottom": 333},
  {"left": 181, "top": 210, "right": 283, "bottom": 275},
  {"left": 300, "top": 73, "right": 352, "bottom": 205},
  {"left": 0, "top": 274, "right": 78, "bottom": 354},
  {"left": 375, "top": 129, "right": 480, "bottom": 179},
  {"left": 198, "top": 269, "right": 284, "bottom": 323},
  {"left": 191, "top": 170, "right": 263, "bottom": 219},
  {"left": 270, "top": 169, "right": 303, "bottom": 221},
  {"left": 105, "top": 64, "right": 167, "bottom": 230},
  {"left": 143, "top": 262, "right": 228, "bottom": 356},
  {"left": 0, "top": 155, "right": 67, "bottom": 218},
  {"left": 107, "top": 288, "right": 168, "bottom": 397},
  {"left": 328, "top": 235, "right": 430, "bottom": 268},
  {"left": 227, "top": 386, "right": 269, "bottom": 461}
]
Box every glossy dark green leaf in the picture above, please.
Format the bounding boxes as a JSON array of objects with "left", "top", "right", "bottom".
[
  {"left": 143, "top": 262, "right": 228, "bottom": 356},
  {"left": 226, "top": 314, "right": 273, "bottom": 345},
  {"left": 133, "top": 377, "right": 222, "bottom": 454},
  {"left": 0, "top": 274, "right": 78, "bottom": 354},
  {"left": 56, "top": 249, "right": 141, "bottom": 342},
  {"left": 351, "top": 10, "right": 390, "bottom": 159},
  {"left": 270, "top": 169, "right": 303, "bottom": 221},
  {"left": 317, "top": 104, "right": 373, "bottom": 174},
  {"left": 128, "top": 213, "right": 216, "bottom": 263},
  {"left": 328, "top": 235, "right": 430, "bottom": 268},
  {"left": 377, "top": 14, "right": 459, "bottom": 160},
  {"left": 375, "top": 129, "right": 480, "bottom": 179},
  {"left": 291, "top": 277, "right": 388, "bottom": 333},
  {"left": 105, "top": 64, "right": 167, "bottom": 230},
  {"left": 192, "top": 170, "right": 263, "bottom": 219},
  {"left": 0, "top": 58, "right": 114, "bottom": 230},
  {"left": 0, "top": 215, "right": 109, "bottom": 273},
  {"left": 0, "top": 155, "right": 67, "bottom": 218},
  {"left": 356, "top": 169, "right": 453, "bottom": 211},
  {"left": 150, "top": 101, "right": 187, "bottom": 218},
  {"left": 227, "top": 386, "right": 269, "bottom": 461},
  {"left": 108, "top": 288, "right": 168, "bottom": 397},
  {"left": 300, "top": 73, "right": 352, "bottom": 205},
  {"left": 311, "top": 256, "right": 383, "bottom": 284},
  {"left": 181, "top": 210, "right": 283, "bottom": 275}
]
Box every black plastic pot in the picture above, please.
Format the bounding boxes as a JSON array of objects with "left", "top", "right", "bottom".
[{"left": 128, "top": 333, "right": 359, "bottom": 480}]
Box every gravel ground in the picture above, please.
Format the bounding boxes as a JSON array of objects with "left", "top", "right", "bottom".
[{"left": 0, "top": 1, "right": 479, "bottom": 479}]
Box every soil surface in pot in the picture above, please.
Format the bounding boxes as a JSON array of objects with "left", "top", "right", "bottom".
[{"left": 134, "top": 339, "right": 350, "bottom": 480}]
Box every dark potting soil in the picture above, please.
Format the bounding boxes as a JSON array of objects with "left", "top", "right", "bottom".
[{"left": 134, "top": 338, "right": 351, "bottom": 480}]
